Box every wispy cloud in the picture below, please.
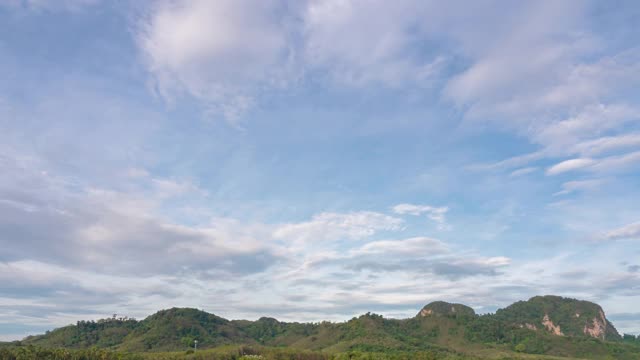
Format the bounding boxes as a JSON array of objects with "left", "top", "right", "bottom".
[
  {"left": 392, "top": 203, "right": 450, "bottom": 230},
  {"left": 509, "top": 167, "right": 538, "bottom": 177},
  {"left": 302, "top": 0, "right": 446, "bottom": 87},
  {"left": 136, "top": 0, "right": 298, "bottom": 122},
  {"left": 273, "top": 211, "right": 404, "bottom": 245},
  {"left": 547, "top": 158, "right": 596, "bottom": 175},
  {"left": 553, "top": 179, "right": 605, "bottom": 196},
  {"left": 547, "top": 151, "right": 640, "bottom": 175},
  {"left": 572, "top": 133, "right": 640, "bottom": 157},
  {"left": 605, "top": 221, "right": 640, "bottom": 241}
]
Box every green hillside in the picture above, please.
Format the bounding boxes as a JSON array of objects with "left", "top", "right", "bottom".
[
  {"left": 7, "top": 296, "right": 640, "bottom": 360},
  {"left": 494, "top": 296, "right": 621, "bottom": 340}
]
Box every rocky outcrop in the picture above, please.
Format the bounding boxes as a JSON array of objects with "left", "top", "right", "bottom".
[
  {"left": 518, "top": 323, "right": 538, "bottom": 330},
  {"left": 542, "top": 314, "right": 564, "bottom": 336},
  {"left": 583, "top": 310, "right": 607, "bottom": 340},
  {"left": 419, "top": 308, "right": 433, "bottom": 317}
]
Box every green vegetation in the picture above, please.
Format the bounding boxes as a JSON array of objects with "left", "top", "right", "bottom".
[
  {"left": 493, "top": 296, "right": 621, "bottom": 340},
  {"left": 622, "top": 333, "right": 640, "bottom": 345},
  {"left": 4, "top": 296, "right": 640, "bottom": 360},
  {"left": 0, "top": 345, "right": 144, "bottom": 360}
]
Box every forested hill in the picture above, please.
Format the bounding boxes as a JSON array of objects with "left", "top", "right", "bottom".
[{"left": 10, "top": 296, "right": 640, "bottom": 359}]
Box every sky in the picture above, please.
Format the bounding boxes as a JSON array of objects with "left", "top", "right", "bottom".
[{"left": 1, "top": 0, "right": 639, "bottom": 341}]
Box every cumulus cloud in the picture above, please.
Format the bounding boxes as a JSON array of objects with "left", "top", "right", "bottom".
[{"left": 0, "top": 154, "right": 279, "bottom": 276}]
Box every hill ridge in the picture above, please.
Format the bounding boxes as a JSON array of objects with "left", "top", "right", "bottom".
[{"left": 12, "top": 295, "right": 640, "bottom": 359}]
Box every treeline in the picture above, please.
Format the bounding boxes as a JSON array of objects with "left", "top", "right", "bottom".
[
  {"left": 463, "top": 315, "right": 640, "bottom": 359},
  {"left": 21, "top": 318, "right": 140, "bottom": 350},
  {"left": 0, "top": 345, "right": 475, "bottom": 360},
  {"left": 0, "top": 345, "right": 143, "bottom": 360},
  {"left": 622, "top": 333, "right": 640, "bottom": 344}
]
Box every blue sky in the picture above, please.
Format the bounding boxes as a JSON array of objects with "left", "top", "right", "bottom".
[{"left": 1, "top": 0, "right": 640, "bottom": 340}]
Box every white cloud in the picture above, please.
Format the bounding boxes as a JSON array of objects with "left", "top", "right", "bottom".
[
  {"left": 540, "top": 49, "right": 640, "bottom": 108},
  {"left": 449, "top": 10, "right": 640, "bottom": 180},
  {"left": 572, "top": 133, "right": 640, "bottom": 156},
  {"left": 532, "top": 104, "right": 640, "bottom": 154},
  {"left": 134, "top": 0, "right": 453, "bottom": 121},
  {"left": 297, "top": 234, "right": 511, "bottom": 279},
  {"left": 547, "top": 151, "right": 640, "bottom": 176},
  {"left": 456, "top": 48, "right": 640, "bottom": 132},
  {"left": 303, "top": 0, "right": 445, "bottom": 87},
  {"left": 133, "top": 0, "right": 640, "bottom": 139},
  {"left": 0, "top": 153, "right": 278, "bottom": 276},
  {"left": 468, "top": 151, "right": 546, "bottom": 172},
  {"left": 392, "top": 203, "right": 449, "bottom": 229},
  {"left": 444, "top": 1, "right": 593, "bottom": 111},
  {"left": 605, "top": 221, "right": 640, "bottom": 240},
  {"left": 273, "top": 211, "right": 404, "bottom": 244},
  {"left": 509, "top": 167, "right": 538, "bottom": 177},
  {"left": 553, "top": 179, "right": 605, "bottom": 196},
  {"left": 590, "top": 151, "right": 640, "bottom": 174},
  {"left": 429, "top": 256, "right": 511, "bottom": 279},
  {"left": 546, "top": 158, "right": 595, "bottom": 175},
  {"left": 137, "top": 0, "right": 296, "bottom": 122},
  {"left": 356, "top": 236, "right": 448, "bottom": 255}
]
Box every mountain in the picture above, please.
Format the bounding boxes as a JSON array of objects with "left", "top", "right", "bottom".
[
  {"left": 119, "top": 307, "right": 254, "bottom": 351},
  {"left": 493, "top": 295, "right": 621, "bottom": 341},
  {"left": 12, "top": 295, "right": 640, "bottom": 359}
]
